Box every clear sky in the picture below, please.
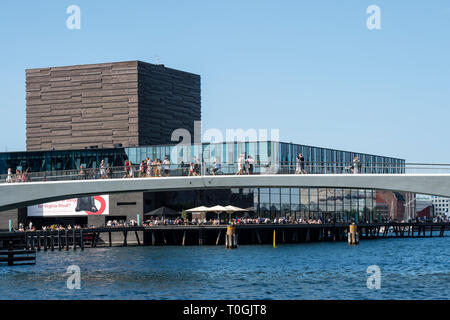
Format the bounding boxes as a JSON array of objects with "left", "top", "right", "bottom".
[{"left": 0, "top": 1, "right": 449, "bottom": 162}]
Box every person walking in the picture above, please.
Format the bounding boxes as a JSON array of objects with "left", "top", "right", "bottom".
[
  {"left": 353, "top": 156, "right": 360, "bottom": 174},
  {"left": 129, "top": 161, "right": 134, "bottom": 178},
  {"left": 247, "top": 155, "right": 254, "bottom": 175},
  {"left": 299, "top": 153, "right": 306, "bottom": 174},
  {"left": 146, "top": 158, "right": 152, "bottom": 177},
  {"left": 124, "top": 160, "right": 130, "bottom": 178},
  {"left": 6, "top": 168, "right": 12, "bottom": 183},
  {"left": 100, "top": 160, "right": 106, "bottom": 178},
  {"left": 163, "top": 157, "right": 170, "bottom": 177},
  {"left": 139, "top": 161, "right": 144, "bottom": 177},
  {"left": 189, "top": 162, "right": 196, "bottom": 176},
  {"left": 236, "top": 154, "right": 244, "bottom": 175},
  {"left": 212, "top": 158, "right": 221, "bottom": 175},
  {"left": 295, "top": 153, "right": 301, "bottom": 174}
]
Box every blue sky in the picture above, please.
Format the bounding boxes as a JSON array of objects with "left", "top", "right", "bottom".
[{"left": 0, "top": 1, "right": 449, "bottom": 162}]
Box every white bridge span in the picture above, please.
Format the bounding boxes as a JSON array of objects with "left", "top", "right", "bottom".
[{"left": 1, "top": 174, "right": 450, "bottom": 211}]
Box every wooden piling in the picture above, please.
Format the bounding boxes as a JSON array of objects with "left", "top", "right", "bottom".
[
  {"left": 24, "top": 231, "right": 28, "bottom": 250},
  {"left": 123, "top": 231, "right": 128, "bottom": 246},
  {"left": 44, "top": 231, "right": 48, "bottom": 251},
  {"left": 182, "top": 231, "right": 186, "bottom": 246},
  {"left": 80, "top": 230, "right": 84, "bottom": 250},
  {"left": 226, "top": 225, "right": 237, "bottom": 249},
  {"left": 216, "top": 230, "right": 221, "bottom": 245},
  {"left": 198, "top": 230, "right": 203, "bottom": 245},
  {"left": 135, "top": 231, "right": 141, "bottom": 246},
  {"left": 58, "top": 231, "right": 62, "bottom": 251},
  {"left": 72, "top": 229, "right": 76, "bottom": 251},
  {"left": 50, "top": 232, "right": 54, "bottom": 251},
  {"left": 31, "top": 232, "right": 35, "bottom": 250},
  {"left": 255, "top": 230, "right": 262, "bottom": 244},
  {"left": 305, "top": 229, "right": 310, "bottom": 242}
]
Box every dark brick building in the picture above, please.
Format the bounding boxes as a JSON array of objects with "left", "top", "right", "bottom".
[{"left": 26, "top": 61, "right": 200, "bottom": 151}]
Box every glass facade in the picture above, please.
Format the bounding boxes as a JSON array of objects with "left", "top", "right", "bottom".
[
  {"left": 250, "top": 187, "right": 377, "bottom": 222},
  {"left": 0, "top": 141, "right": 403, "bottom": 222},
  {"left": 0, "top": 141, "right": 405, "bottom": 174}
]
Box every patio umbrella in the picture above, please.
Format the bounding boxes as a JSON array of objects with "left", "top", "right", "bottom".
[
  {"left": 208, "top": 205, "right": 228, "bottom": 220},
  {"left": 223, "top": 205, "right": 247, "bottom": 221},
  {"left": 208, "top": 205, "right": 227, "bottom": 212},
  {"left": 144, "top": 206, "right": 179, "bottom": 218},
  {"left": 185, "top": 206, "right": 210, "bottom": 212},
  {"left": 224, "top": 205, "right": 247, "bottom": 212}
]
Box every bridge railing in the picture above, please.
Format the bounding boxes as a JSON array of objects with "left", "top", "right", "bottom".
[{"left": 0, "top": 162, "right": 449, "bottom": 184}]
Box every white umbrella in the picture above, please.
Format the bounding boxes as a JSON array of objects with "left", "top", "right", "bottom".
[
  {"left": 224, "top": 205, "right": 247, "bottom": 212},
  {"left": 223, "top": 205, "right": 247, "bottom": 221},
  {"left": 185, "top": 206, "right": 210, "bottom": 212},
  {"left": 209, "top": 205, "right": 227, "bottom": 212}
]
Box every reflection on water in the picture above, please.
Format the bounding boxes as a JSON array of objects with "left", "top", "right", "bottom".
[{"left": 1, "top": 236, "right": 449, "bottom": 300}]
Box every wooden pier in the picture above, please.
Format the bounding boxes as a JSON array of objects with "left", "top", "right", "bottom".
[
  {"left": 0, "top": 223, "right": 448, "bottom": 253},
  {"left": 0, "top": 232, "right": 36, "bottom": 266}
]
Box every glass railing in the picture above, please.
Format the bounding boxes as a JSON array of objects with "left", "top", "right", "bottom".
[{"left": 2, "top": 161, "right": 447, "bottom": 184}]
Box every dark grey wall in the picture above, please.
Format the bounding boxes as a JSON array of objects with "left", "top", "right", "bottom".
[
  {"left": 0, "top": 209, "right": 19, "bottom": 230},
  {"left": 138, "top": 62, "right": 201, "bottom": 145}
]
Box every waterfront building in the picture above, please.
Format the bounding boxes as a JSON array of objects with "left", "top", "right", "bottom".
[
  {"left": 0, "top": 60, "right": 408, "bottom": 230},
  {"left": 431, "top": 196, "right": 450, "bottom": 217}
]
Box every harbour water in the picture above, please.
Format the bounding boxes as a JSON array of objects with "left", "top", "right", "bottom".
[{"left": 1, "top": 235, "right": 449, "bottom": 300}]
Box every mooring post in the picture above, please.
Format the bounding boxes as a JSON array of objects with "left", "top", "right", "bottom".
[
  {"left": 109, "top": 231, "right": 112, "bottom": 247},
  {"left": 152, "top": 231, "right": 156, "bottom": 246},
  {"left": 273, "top": 229, "right": 276, "bottom": 248},
  {"left": 226, "top": 225, "right": 237, "bottom": 249},
  {"left": 65, "top": 230, "right": 69, "bottom": 251},
  {"left": 182, "top": 231, "right": 186, "bottom": 246},
  {"left": 58, "top": 231, "right": 62, "bottom": 251},
  {"left": 348, "top": 223, "right": 359, "bottom": 245}
]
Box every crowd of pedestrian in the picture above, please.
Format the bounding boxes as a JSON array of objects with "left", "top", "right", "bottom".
[
  {"left": 4, "top": 153, "right": 371, "bottom": 183},
  {"left": 5, "top": 167, "right": 31, "bottom": 183},
  {"left": 236, "top": 154, "right": 255, "bottom": 175}
]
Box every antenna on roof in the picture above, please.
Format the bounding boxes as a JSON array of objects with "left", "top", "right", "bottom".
[{"left": 155, "top": 55, "right": 159, "bottom": 65}]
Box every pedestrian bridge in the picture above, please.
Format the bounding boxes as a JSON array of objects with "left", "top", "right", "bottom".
[{"left": 1, "top": 173, "right": 450, "bottom": 211}]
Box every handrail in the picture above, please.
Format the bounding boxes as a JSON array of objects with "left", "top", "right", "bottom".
[{"left": 2, "top": 160, "right": 450, "bottom": 184}]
